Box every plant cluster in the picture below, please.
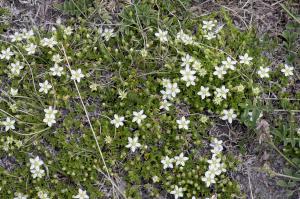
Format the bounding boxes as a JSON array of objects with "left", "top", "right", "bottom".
[{"left": 0, "top": 1, "right": 297, "bottom": 198}]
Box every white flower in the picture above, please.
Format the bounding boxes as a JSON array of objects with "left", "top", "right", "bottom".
[
  {"left": 207, "top": 155, "right": 221, "bottom": 165},
  {"left": 213, "top": 65, "right": 227, "bottom": 79},
  {"left": 155, "top": 29, "right": 168, "bottom": 42},
  {"left": 181, "top": 54, "right": 194, "bottom": 67},
  {"left": 31, "top": 167, "right": 45, "bottom": 179},
  {"left": 37, "top": 191, "right": 49, "bottom": 199},
  {"left": 9, "top": 32, "right": 23, "bottom": 42},
  {"left": 10, "top": 88, "right": 18, "bottom": 96},
  {"left": 126, "top": 136, "right": 142, "bottom": 152},
  {"left": 180, "top": 66, "right": 197, "bottom": 87},
  {"left": 0, "top": 48, "right": 14, "bottom": 60},
  {"left": 3, "top": 117, "right": 16, "bottom": 131},
  {"left": 176, "top": 116, "right": 190, "bottom": 130},
  {"left": 25, "top": 43, "right": 37, "bottom": 55},
  {"left": 201, "top": 170, "right": 216, "bottom": 187},
  {"left": 111, "top": 114, "right": 125, "bottom": 128},
  {"left": 14, "top": 192, "right": 28, "bottom": 199},
  {"left": 176, "top": 30, "right": 193, "bottom": 45},
  {"left": 161, "top": 78, "right": 171, "bottom": 87},
  {"left": 132, "top": 110, "right": 147, "bottom": 125},
  {"left": 100, "top": 28, "right": 115, "bottom": 41},
  {"left": 221, "top": 109, "right": 237, "bottom": 124},
  {"left": 170, "top": 185, "right": 184, "bottom": 199},
  {"left": 192, "top": 60, "right": 202, "bottom": 71},
  {"left": 239, "top": 53, "right": 253, "bottom": 65},
  {"left": 215, "top": 85, "right": 229, "bottom": 99},
  {"left": 165, "top": 82, "right": 180, "bottom": 98},
  {"left": 71, "top": 69, "right": 85, "bottom": 82},
  {"left": 50, "top": 64, "right": 64, "bottom": 76},
  {"left": 44, "top": 106, "right": 58, "bottom": 116},
  {"left": 39, "top": 80, "right": 52, "bottom": 94},
  {"left": 222, "top": 57, "right": 237, "bottom": 70},
  {"left": 21, "top": 29, "right": 34, "bottom": 40},
  {"left": 64, "top": 26, "right": 73, "bottom": 36},
  {"left": 203, "top": 32, "right": 216, "bottom": 40},
  {"left": 10, "top": 61, "right": 24, "bottom": 76},
  {"left": 161, "top": 156, "right": 174, "bottom": 169},
  {"left": 209, "top": 161, "right": 226, "bottom": 176},
  {"left": 152, "top": 176, "right": 159, "bottom": 183},
  {"left": 43, "top": 106, "right": 58, "bottom": 127},
  {"left": 52, "top": 54, "right": 63, "bottom": 63},
  {"left": 41, "top": 37, "right": 57, "bottom": 48},
  {"left": 210, "top": 138, "right": 223, "bottom": 155},
  {"left": 281, "top": 64, "right": 294, "bottom": 77},
  {"left": 257, "top": 66, "right": 270, "bottom": 78},
  {"left": 174, "top": 153, "right": 188, "bottom": 166},
  {"left": 30, "top": 156, "right": 44, "bottom": 170},
  {"left": 160, "top": 100, "right": 172, "bottom": 111},
  {"left": 197, "top": 86, "right": 211, "bottom": 99},
  {"left": 202, "top": 20, "right": 216, "bottom": 31},
  {"left": 73, "top": 188, "right": 89, "bottom": 199}
]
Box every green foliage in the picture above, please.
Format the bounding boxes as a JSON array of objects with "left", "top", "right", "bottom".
[{"left": 0, "top": 1, "right": 293, "bottom": 199}]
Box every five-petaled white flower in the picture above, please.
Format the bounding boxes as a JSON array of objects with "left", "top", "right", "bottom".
[
  {"left": 14, "top": 192, "right": 28, "bottom": 199},
  {"left": 111, "top": 114, "right": 125, "bottom": 128},
  {"left": 37, "top": 191, "right": 49, "bottom": 199},
  {"left": 52, "top": 54, "right": 63, "bottom": 63},
  {"left": 132, "top": 110, "right": 147, "bottom": 125},
  {"left": 176, "top": 30, "right": 193, "bottom": 45},
  {"left": 174, "top": 153, "right": 189, "bottom": 166},
  {"left": 215, "top": 85, "right": 229, "bottom": 99},
  {"left": 221, "top": 109, "right": 237, "bottom": 124},
  {"left": 170, "top": 185, "right": 184, "bottom": 199},
  {"left": 181, "top": 54, "right": 194, "bottom": 67},
  {"left": 180, "top": 66, "right": 197, "bottom": 87},
  {"left": 155, "top": 29, "right": 168, "bottom": 43},
  {"left": 100, "top": 28, "right": 115, "bottom": 41},
  {"left": 73, "top": 188, "right": 89, "bottom": 199},
  {"left": 3, "top": 117, "right": 16, "bottom": 131},
  {"left": 161, "top": 156, "right": 174, "bottom": 169},
  {"left": 41, "top": 37, "right": 57, "bottom": 48},
  {"left": 281, "top": 64, "right": 294, "bottom": 77},
  {"left": 30, "top": 156, "right": 44, "bottom": 170},
  {"left": 0, "top": 48, "right": 14, "bottom": 60},
  {"left": 257, "top": 66, "right": 270, "bottom": 78},
  {"left": 222, "top": 57, "right": 237, "bottom": 70},
  {"left": 213, "top": 65, "right": 227, "bottom": 79},
  {"left": 25, "top": 43, "right": 37, "bottom": 55},
  {"left": 10, "top": 32, "right": 23, "bottom": 42},
  {"left": 126, "top": 136, "right": 142, "bottom": 152},
  {"left": 21, "top": 29, "right": 34, "bottom": 40},
  {"left": 64, "top": 26, "right": 73, "bottom": 36},
  {"left": 197, "top": 86, "right": 211, "bottom": 99},
  {"left": 202, "top": 170, "right": 216, "bottom": 187},
  {"left": 43, "top": 106, "right": 58, "bottom": 127},
  {"left": 10, "top": 88, "right": 18, "bottom": 96},
  {"left": 176, "top": 116, "right": 190, "bottom": 130},
  {"left": 210, "top": 138, "right": 223, "bottom": 155},
  {"left": 159, "top": 100, "right": 172, "bottom": 111},
  {"left": 10, "top": 61, "right": 24, "bottom": 76},
  {"left": 202, "top": 20, "right": 216, "bottom": 31},
  {"left": 39, "top": 80, "right": 52, "bottom": 94},
  {"left": 239, "top": 53, "right": 253, "bottom": 65},
  {"left": 204, "top": 32, "right": 216, "bottom": 40},
  {"left": 71, "top": 69, "right": 85, "bottom": 82},
  {"left": 50, "top": 64, "right": 64, "bottom": 76},
  {"left": 30, "top": 156, "right": 45, "bottom": 179},
  {"left": 165, "top": 82, "right": 180, "bottom": 99}
]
